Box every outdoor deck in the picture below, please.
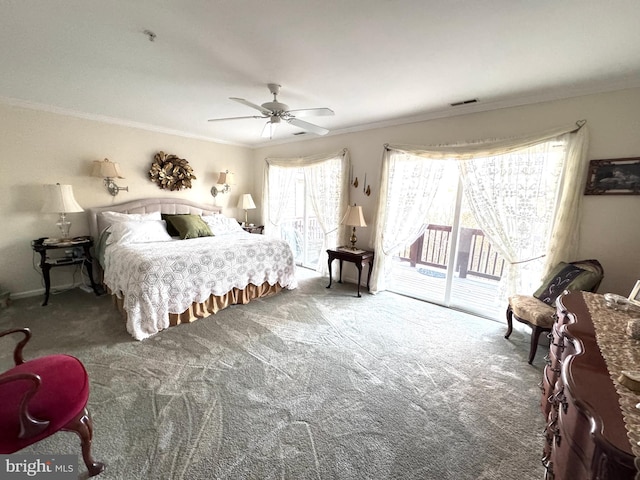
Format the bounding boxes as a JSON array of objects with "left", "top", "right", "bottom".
[
  {"left": 287, "top": 220, "right": 508, "bottom": 321},
  {"left": 388, "top": 259, "right": 506, "bottom": 321}
]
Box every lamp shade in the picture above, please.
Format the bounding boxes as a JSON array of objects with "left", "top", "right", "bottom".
[
  {"left": 92, "top": 158, "right": 124, "bottom": 178},
  {"left": 217, "top": 171, "right": 235, "bottom": 185},
  {"left": 341, "top": 205, "right": 367, "bottom": 227},
  {"left": 237, "top": 194, "right": 256, "bottom": 210},
  {"left": 41, "top": 184, "right": 84, "bottom": 213}
]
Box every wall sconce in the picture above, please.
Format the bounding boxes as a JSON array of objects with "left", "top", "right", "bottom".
[
  {"left": 340, "top": 204, "right": 367, "bottom": 250},
  {"left": 41, "top": 183, "right": 84, "bottom": 239},
  {"left": 211, "top": 170, "right": 235, "bottom": 197},
  {"left": 91, "top": 158, "right": 128, "bottom": 196}
]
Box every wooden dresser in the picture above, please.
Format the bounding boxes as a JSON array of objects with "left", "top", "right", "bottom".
[{"left": 541, "top": 291, "right": 638, "bottom": 479}]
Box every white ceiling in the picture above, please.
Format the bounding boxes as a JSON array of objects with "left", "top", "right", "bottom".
[{"left": 2, "top": 0, "right": 639, "bottom": 148}]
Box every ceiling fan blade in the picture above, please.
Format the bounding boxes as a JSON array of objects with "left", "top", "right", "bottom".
[
  {"left": 287, "top": 108, "right": 334, "bottom": 117},
  {"left": 261, "top": 121, "right": 279, "bottom": 139},
  {"left": 207, "top": 115, "right": 265, "bottom": 122},
  {"left": 230, "top": 97, "right": 273, "bottom": 115},
  {"left": 287, "top": 117, "right": 329, "bottom": 136}
]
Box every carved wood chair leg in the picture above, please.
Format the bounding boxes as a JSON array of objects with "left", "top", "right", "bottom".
[
  {"left": 62, "top": 407, "right": 105, "bottom": 477},
  {"left": 529, "top": 326, "right": 545, "bottom": 364},
  {"left": 505, "top": 305, "right": 514, "bottom": 339}
]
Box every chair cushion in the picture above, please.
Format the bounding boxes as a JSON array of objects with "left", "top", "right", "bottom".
[
  {"left": 509, "top": 294, "right": 556, "bottom": 328},
  {"left": 0, "top": 354, "right": 89, "bottom": 453},
  {"left": 533, "top": 261, "right": 602, "bottom": 305}
]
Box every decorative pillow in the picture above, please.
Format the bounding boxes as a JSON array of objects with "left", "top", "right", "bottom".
[
  {"left": 160, "top": 214, "right": 182, "bottom": 236},
  {"left": 533, "top": 262, "right": 600, "bottom": 305},
  {"left": 164, "top": 214, "right": 213, "bottom": 239},
  {"left": 107, "top": 220, "right": 173, "bottom": 245},
  {"left": 566, "top": 261, "right": 603, "bottom": 292},
  {"left": 160, "top": 213, "right": 206, "bottom": 237},
  {"left": 202, "top": 214, "right": 246, "bottom": 235}
]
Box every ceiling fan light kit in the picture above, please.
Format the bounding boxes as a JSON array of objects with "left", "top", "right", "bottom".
[{"left": 208, "top": 84, "right": 333, "bottom": 139}]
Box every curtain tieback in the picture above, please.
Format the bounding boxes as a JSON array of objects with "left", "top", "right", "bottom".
[{"left": 509, "top": 254, "right": 546, "bottom": 265}]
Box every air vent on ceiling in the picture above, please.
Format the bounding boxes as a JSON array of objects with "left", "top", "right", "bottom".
[
  {"left": 292, "top": 132, "right": 308, "bottom": 136},
  {"left": 450, "top": 98, "right": 478, "bottom": 107}
]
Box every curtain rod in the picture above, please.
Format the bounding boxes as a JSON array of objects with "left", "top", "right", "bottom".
[{"left": 384, "top": 121, "right": 587, "bottom": 151}]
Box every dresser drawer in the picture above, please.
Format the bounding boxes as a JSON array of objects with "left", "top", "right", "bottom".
[
  {"left": 541, "top": 365, "right": 557, "bottom": 416},
  {"left": 555, "top": 386, "right": 592, "bottom": 463},
  {"left": 548, "top": 433, "right": 590, "bottom": 480},
  {"left": 546, "top": 385, "right": 590, "bottom": 479},
  {"left": 548, "top": 330, "right": 565, "bottom": 360}
]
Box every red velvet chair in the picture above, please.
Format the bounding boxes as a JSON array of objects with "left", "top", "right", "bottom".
[{"left": 0, "top": 328, "right": 104, "bottom": 476}]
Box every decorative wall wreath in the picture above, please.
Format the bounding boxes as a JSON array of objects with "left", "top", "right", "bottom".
[{"left": 148, "top": 151, "right": 196, "bottom": 190}]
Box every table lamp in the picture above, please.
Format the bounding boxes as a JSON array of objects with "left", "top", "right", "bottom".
[
  {"left": 237, "top": 193, "right": 256, "bottom": 225},
  {"left": 341, "top": 204, "right": 367, "bottom": 250},
  {"left": 41, "top": 183, "right": 84, "bottom": 239}
]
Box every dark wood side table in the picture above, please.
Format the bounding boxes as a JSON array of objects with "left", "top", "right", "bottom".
[
  {"left": 32, "top": 237, "right": 100, "bottom": 306},
  {"left": 326, "top": 248, "right": 374, "bottom": 297},
  {"left": 241, "top": 225, "right": 264, "bottom": 234}
]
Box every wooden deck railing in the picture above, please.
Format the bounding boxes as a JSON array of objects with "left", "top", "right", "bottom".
[
  {"left": 281, "top": 217, "right": 325, "bottom": 264},
  {"left": 287, "top": 218, "right": 324, "bottom": 242},
  {"left": 399, "top": 225, "right": 506, "bottom": 280}
]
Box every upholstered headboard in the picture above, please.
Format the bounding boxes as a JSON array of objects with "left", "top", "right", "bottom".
[{"left": 88, "top": 198, "right": 222, "bottom": 240}]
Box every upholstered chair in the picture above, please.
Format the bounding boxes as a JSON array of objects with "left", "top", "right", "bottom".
[
  {"left": 0, "top": 328, "right": 105, "bottom": 476},
  {"left": 505, "top": 259, "right": 604, "bottom": 364}
]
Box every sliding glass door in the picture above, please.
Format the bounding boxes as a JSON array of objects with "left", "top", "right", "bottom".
[
  {"left": 386, "top": 138, "right": 569, "bottom": 320},
  {"left": 279, "top": 169, "right": 325, "bottom": 269},
  {"left": 388, "top": 162, "right": 506, "bottom": 318},
  {"left": 264, "top": 150, "right": 349, "bottom": 272}
]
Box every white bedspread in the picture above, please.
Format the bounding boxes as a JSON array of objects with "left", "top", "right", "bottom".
[{"left": 103, "top": 232, "right": 297, "bottom": 340}]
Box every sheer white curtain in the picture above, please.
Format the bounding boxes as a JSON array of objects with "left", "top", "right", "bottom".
[
  {"left": 457, "top": 142, "right": 564, "bottom": 295},
  {"left": 369, "top": 150, "right": 448, "bottom": 293},
  {"left": 263, "top": 165, "right": 297, "bottom": 229},
  {"left": 263, "top": 149, "right": 350, "bottom": 273},
  {"left": 545, "top": 127, "right": 589, "bottom": 269},
  {"left": 371, "top": 122, "right": 588, "bottom": 296},
  {"left": 304, "top": 156, "right": 349, "bottom": 271}
]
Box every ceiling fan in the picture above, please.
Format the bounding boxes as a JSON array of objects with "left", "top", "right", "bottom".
[{"left": 208, "top": 83, "right": 334, "bottom": 138}]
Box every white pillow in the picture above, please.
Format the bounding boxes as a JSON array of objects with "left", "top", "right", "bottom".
[
  {"left": 107, "top": 220, "right": 173, "bottom": 245},
  {"left": 101, "top": 211, "right": 161, "bottom": 225},
  {"left": 202, "top": 215, "right": 246, "bottom": 235}
]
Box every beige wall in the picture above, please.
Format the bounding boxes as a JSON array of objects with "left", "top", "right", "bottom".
[
  {"left": 254, "top": 88, "right": 640, "bottom": 297},
  {"left": 0, "top": 103, "right": 253, "bottom": 296}
]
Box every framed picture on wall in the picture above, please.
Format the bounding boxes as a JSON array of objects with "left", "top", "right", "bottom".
[
  {"left": 629, "top": 280, "right": 640, "bottom": 307},
  {"left": 584, "top": 158, "right": 640, "bottom": 195}
]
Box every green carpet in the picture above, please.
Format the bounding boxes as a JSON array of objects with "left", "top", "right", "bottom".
[{"left": 0, "top": 269, "right": 545, "bottom": 479}]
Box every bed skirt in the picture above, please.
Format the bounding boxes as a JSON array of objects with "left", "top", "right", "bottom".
[{"left": 111, "top": 282, "right": 283, "bottom": 326}]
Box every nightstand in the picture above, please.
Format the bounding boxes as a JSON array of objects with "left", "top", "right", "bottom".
[
  {"left": 32, "top": 236, "right": 101, "bottom": 306},
  {"left": 242, "top": 225, "right": 264, "bottom": 234},
  {"left": 326, "top": 247, "right": 374, "bottom": 297}
]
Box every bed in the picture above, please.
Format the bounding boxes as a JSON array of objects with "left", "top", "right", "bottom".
[{"left": 88, "top": 198, "right": 297, "bottom": 340}]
